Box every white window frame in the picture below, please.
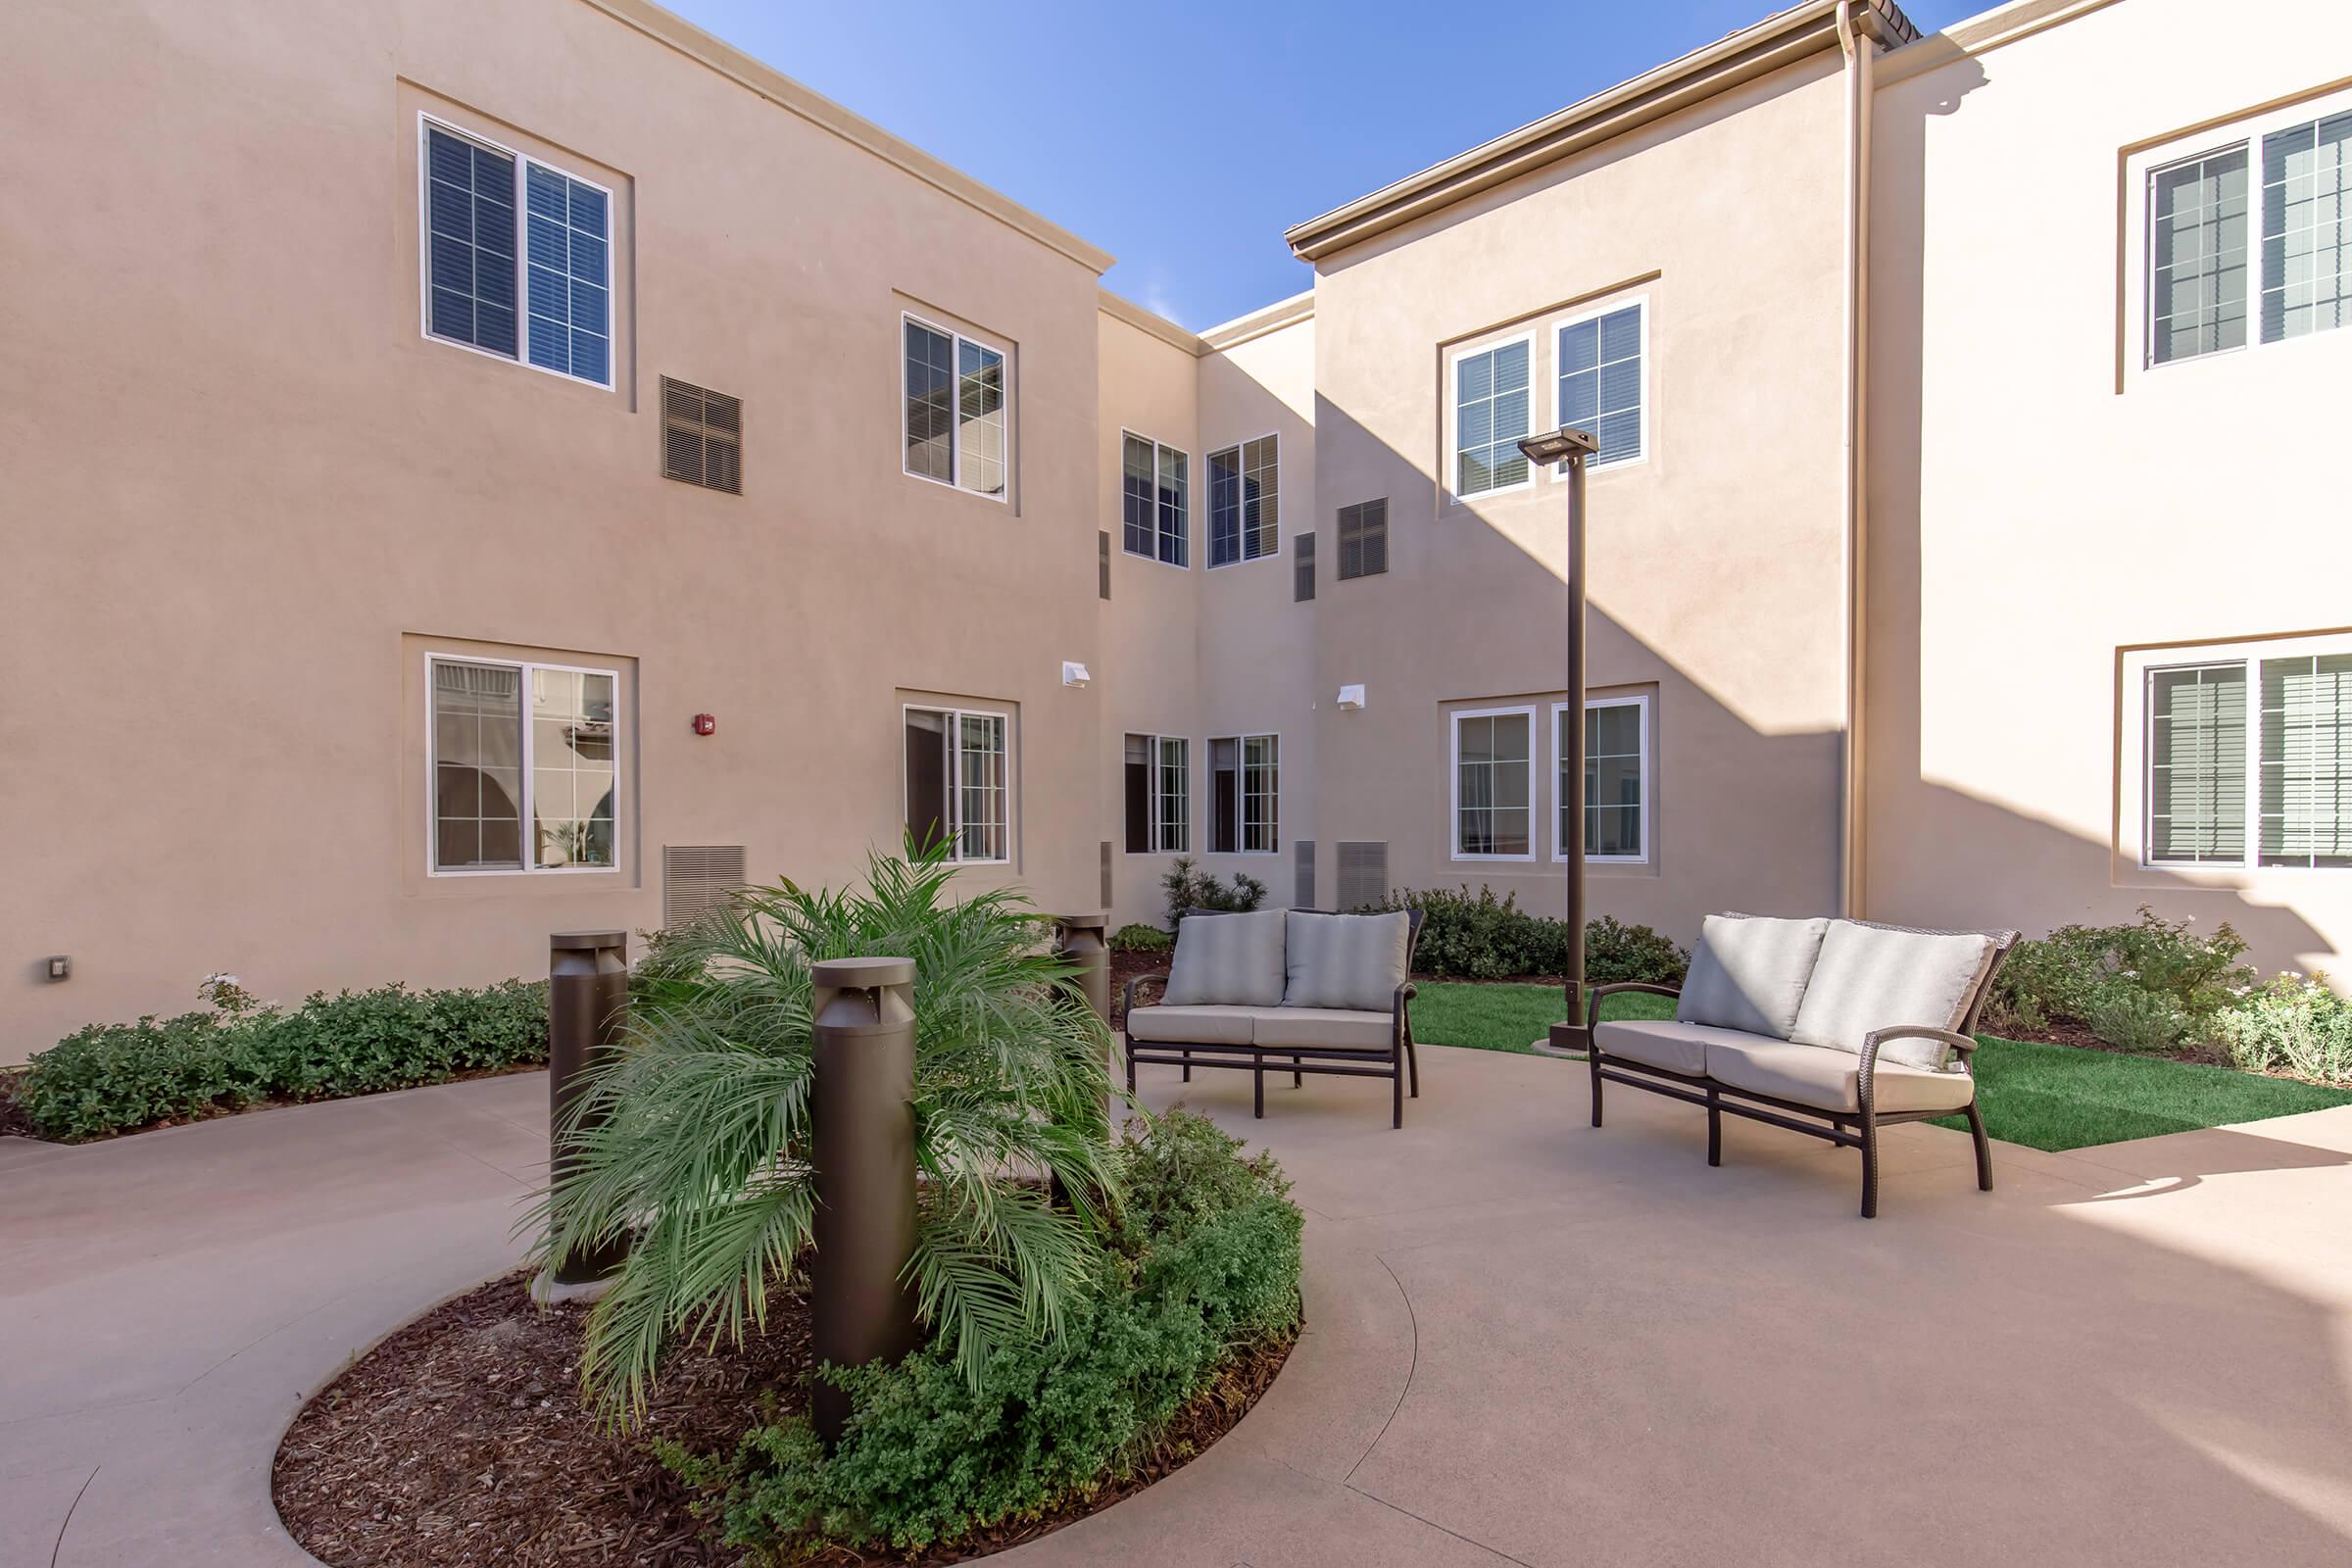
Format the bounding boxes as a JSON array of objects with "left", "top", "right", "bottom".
[
  {"left": 2126, "top": 84, "right": 2352, "bottom": 382},
  {"left": 902, "top": 702, "right": 1013, "bottom": 865},
  {"left": 424, "top": 654, "right": 622, "bottom": 877},
  {"left": 1118, "top": 429, "right": 1190, "bottom": 568},
  {"left": 1553, "top": 294, "right": 1650, "bottom": 473},
  {"left": 1124, "top": 733, "right": 1192, "bottom": 854},
  {"left": 416, "top": 112, "right": 616, "bottom": 391},
  {"left": 1445, "top": 331, "right": 1540, "bottom": 508},
  {"left": 2126, "top": 632, "right": 2352, "bottom": 873},
  {"left": 1448, "top": 705, "right": 1539, "bottom": 862},
  {"left": 1204, "top": 434, "right": 1282, "bottom": 568},
  {"left": 900, "top": 311, "right": 1013, "bottom": 503},
  {"left": 1553, "top": 694, "right": 1652, "bottom": 865},
  {"left": 1206, "top": 732, "right": 1281, "bottom": 855}
]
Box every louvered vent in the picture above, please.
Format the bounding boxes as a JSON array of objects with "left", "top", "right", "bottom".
[
  {"left": 1338, "top": 498, "right": 1388, "bottom": 580},
  {"left": 1100, "top": 840, "right": 1113, "bottom": 909},
  {"left": 1336, "top": 840, "right": 1389, "bottom": 911},
  {"left": 1098, "top": 530, "right": 1111, "bottom": 600},
  {"left": 662, "top": 845, "right": 747, "bottom": 929},
  {"left": 661, "top": 377, "right": 743, "bottom": 494},
  {"left": 1295, "top": 532, "right": 1316, "bottom": 602},
  {"left": 1294, "top": 839, "right": 1316, "bottom": 907}
]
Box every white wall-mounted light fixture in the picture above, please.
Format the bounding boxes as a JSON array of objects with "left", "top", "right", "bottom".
[
  {"left": 1061, "top": 661, "right": 1092, "bottom": 688},
  {"left": 1336, "top": 684, "right": 1365, "bottom": 710}
]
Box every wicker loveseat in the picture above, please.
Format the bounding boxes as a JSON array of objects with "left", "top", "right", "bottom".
[
  {"left": 1586, "top": 913, "right": 2018, "bottom": 1217},
  {"left": 1123, "top": 906, "right": 1425, "bottom": 1127}
]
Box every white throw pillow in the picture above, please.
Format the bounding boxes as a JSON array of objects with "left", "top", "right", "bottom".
[
  {"left": 1282, "top": 910, "right": 1411, "bottom": 1012},
  {"left": 1162, "top": 908, "right": 1289, "bottom": 1007},
  {"left": 1788, "top": 922, "right": 1996, "bottom": 1069},
  {"left": 1675, "top": 914, "right": 1830, "bottom": 1040}
]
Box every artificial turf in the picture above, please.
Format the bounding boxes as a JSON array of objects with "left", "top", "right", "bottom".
[{"left": 1406, "top": 982, "right": 2352, "bottom": 1152}]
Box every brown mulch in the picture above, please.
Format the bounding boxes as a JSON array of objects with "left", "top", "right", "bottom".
[{"left": 275, "top": 1269, "right": 1295, "bottom": 1568}]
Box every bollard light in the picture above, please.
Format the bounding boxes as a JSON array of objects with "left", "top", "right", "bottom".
[
  {"left": 542, "top": 930, "right": 631, "bottom": 1297},
  {"left": 809, "top": 956, "right": 920, "bottom": 1447}
]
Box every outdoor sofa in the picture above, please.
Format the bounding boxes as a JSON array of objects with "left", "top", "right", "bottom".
[
  {"left": 1123, "top": 906, "right": 1425, "bottom": 1127},
  {"left": 1586, "top": 913, "right": 2018, "bottom": 1217}
]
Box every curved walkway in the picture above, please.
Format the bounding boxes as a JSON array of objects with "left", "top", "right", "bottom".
[{"left": 7, "top": 1050, "right": 2352, "bottom": 1566}]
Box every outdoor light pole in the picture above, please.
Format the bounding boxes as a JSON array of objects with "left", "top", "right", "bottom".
[{"left": 1518, "top": 426, "right": 1600, "bottom": 1054}]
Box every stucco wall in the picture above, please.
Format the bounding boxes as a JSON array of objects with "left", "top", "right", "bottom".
[
  {"left": 1866, "top": 0, "right": 2352, "bottom": 975},
  {"left": 0, "top": 0, "right": 1106, "bottom": 1055},
  {"left": 1304, "top": 57, "right": 1854, "bottom": 941}
]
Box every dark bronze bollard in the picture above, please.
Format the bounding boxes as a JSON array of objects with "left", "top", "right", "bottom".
[
  {"left": 1054, "top": 912, "right": 1110, "bottom": 1026},
  {"left": 809, "top": 956, "right": 921, "bottom": 1448},
  {"left": 545, "top": 930, "right": 631, "bottom": 1294}
]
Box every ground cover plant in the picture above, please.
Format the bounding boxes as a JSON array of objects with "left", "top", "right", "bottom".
[
  {"left": 1108, "top": 922, "right": 1173, "bottom": 954},
  {"left": 16, "top": 977, "right": 547, "bottom": 1142}
]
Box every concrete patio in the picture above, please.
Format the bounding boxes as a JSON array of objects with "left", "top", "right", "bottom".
[{"left": 6, "top": 1046, "right": 2352, "bottom": 1566}]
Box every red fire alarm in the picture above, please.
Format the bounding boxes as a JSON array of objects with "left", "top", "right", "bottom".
[{"left": 691, "top": 712, "right": 717, "bottom": 736}]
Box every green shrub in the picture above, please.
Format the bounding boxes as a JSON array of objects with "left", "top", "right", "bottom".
[
  {"left": 1985, "top": 906, "right": 2253, "bottom": 1049},
  {"left": 1109, "top": 923, "right": 1173, "bottom": 954},
  {"left": 21, "top": 979, "right": 547, "bottom": 1142},
  {"left": 2220, "top": 974, "right": 2352, "bottom": 1086},
  {"left": 1357, "top": 886, "right": 1688, "bottom": 986},
  {"left": 678, "top": 1110, "right": 1302, "bottom": 1557},
  {"left": 1160, "top": 857, "right": 1267, "bottom": 925}
]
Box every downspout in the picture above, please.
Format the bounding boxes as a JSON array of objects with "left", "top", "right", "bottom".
[{"left": 1835, "top": 2, "right": 1874, "bottom": 919}]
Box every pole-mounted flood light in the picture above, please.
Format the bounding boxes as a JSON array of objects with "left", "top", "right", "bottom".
[{"left": 1517, "top": 426, "right": 1599, "bottom": 1055}]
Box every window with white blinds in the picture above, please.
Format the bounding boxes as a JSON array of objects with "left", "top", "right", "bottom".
[
  {"left": 1207, "top": 437, "right": 1278, "bottom": 565},
  {"left": 2142, "top": 637, "right": 2351, "bottom": 869},
  {"left": 1558, "top": 303, "right": 1645, "bottom": 466},
  {"left": 1556, "top": 695, "right": 1652, "bottom": 863},
  {"left": 1120, "top": 432, "right": 1188, "bottom": 565},
  {"left": 1450, "top": 337, "right": 1533, "bottom": 498},
  {"left": 1452, "top": 708, "right": 1535, "bottom": 859},
  {"left": 2140, "top": 88, "right": 2352, "bottom": 368}
]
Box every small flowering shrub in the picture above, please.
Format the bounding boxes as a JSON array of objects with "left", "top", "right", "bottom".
[
  {"left": 1983, "top": 906, "right": 2253, "bottom": 1050},
  {"left": 20, "top": 977, "right": 547, "bottom": 1141},
  {"left": 2220, "top": 974, "right": 2352, "bottom": 1086}
]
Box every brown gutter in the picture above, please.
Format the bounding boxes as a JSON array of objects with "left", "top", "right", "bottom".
[{"left": 1284, "top": 0, "right": 1917, "bottom": 262}]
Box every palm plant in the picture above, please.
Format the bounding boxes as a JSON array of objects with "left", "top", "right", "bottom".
[{"left": 530, "top": 840, "right": 1124, "bottom": 1426}]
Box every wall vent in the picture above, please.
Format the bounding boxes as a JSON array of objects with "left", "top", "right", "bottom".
[
  {"left": 662, "top": 844, "right": 747, "bottom": 929},
  {"left": 1335, "top": 840, "right": 1389, "bottom": 911},
  {"left": 661, "top": 377, "right": 744, "bottom": 494},
  {"left": 1098, "top": 530, "right": 1111, "bottom": 600},
  {"left": 1294, "top": 839, "right": 1316, "bottom": 907},
  {"left": 1338, "top": 498, "right": 1388, "bottom": 580},
  {"left": 1100, "top": 840, "right": 1113, "bottom": 909},
  {"left": 1294, "top": 532, "right": 1316, "bottom": 602}
]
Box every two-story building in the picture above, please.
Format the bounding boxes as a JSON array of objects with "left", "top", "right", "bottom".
[{"left": 6, "top": 0, "right": 2347, "bottom": 1058}]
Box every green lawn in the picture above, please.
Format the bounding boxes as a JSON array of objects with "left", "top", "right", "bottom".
[{"left": 1408, "top": 982, "right": 2352, "bottom": 1152}]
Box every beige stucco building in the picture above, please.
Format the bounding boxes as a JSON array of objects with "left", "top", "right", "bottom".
[{"left": 6, "top": 0, "right": 2349, "bottom": 1058}]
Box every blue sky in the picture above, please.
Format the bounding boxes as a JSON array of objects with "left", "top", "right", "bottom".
[{"left": 663, "top": 0, "right": 1983, "bottom": 330}]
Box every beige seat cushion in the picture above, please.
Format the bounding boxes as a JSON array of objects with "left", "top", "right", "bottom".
[
  {"left": 1704, "top": 1040, "right": 1976, "bottom": 1114},
  {"left": 1126, "top": 1004, "right": 1259, "bottom": 1046},
  {"left": 1788, "top": 922, "right": 1996, "bottom": 1069},
  {"left": 1592, "top": 1018, "right": 1773, "bottom": 1078},
  {"left": 1252, "top": 1006, "right": 1393, "bottom": 1053},
  {"left": 1162, "top": 908, "right": 1288, "bottom": 1007},
  {"left": 1676, "top": 914, "right": 1829, "bottom": 1039},
  {"left": 1283, "top": 909, "right": 1410, "bottom": 1012}
]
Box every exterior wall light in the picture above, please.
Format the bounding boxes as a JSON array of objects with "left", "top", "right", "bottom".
[
  {"left": 1061, "top": 661, "right": 1092, "bottom": 688},
  {"left": 1336, "top": 684, "right": 1366, "bottom": 710}
]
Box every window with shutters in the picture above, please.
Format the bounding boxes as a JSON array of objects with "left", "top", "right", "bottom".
[
  {"left": 1207, "top": 436, "right": 1279, "bottom": 566},
  {"left": 905, "top": 703, "right": 1011, "bottom": 863},
  {"left": 902, "top": 314, "right": 1010, "bottom": 499},
  {"left": 1337, "top": 498, "right": 1388, "bottom": 580},
  {"left": 1207, "top": 734, "right": 1278, "bottom": 854},
  {"left": 661, "top": 378, "right": 742, "bottom": 493},
  {"left": 2134, "top": 636, "right": 2351, "bottom": 870},
  {"left": 420, "top": 116, "right": 614, "bottom": 388},
  {"left": 428, "top": 655, "right": 620, "bottom": 874},
  {"left": 1557, "top": 301, "right": 1646, "bottom": 467},
  {"left": 1119, "top": 431, "right": 1188, "bottom": 565},
  {"left": 1448, "top": 335, "right": 1534, "bottom": 499},
  {"left": 2132, "top": 87, "right": 2352, "bottom": 371},
  {"left": 1451, "top": 707, "right": 1536, "bottom": 859},
  {"left": 1555, "top": 694, "right": 1651, "bottom": 863}
]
